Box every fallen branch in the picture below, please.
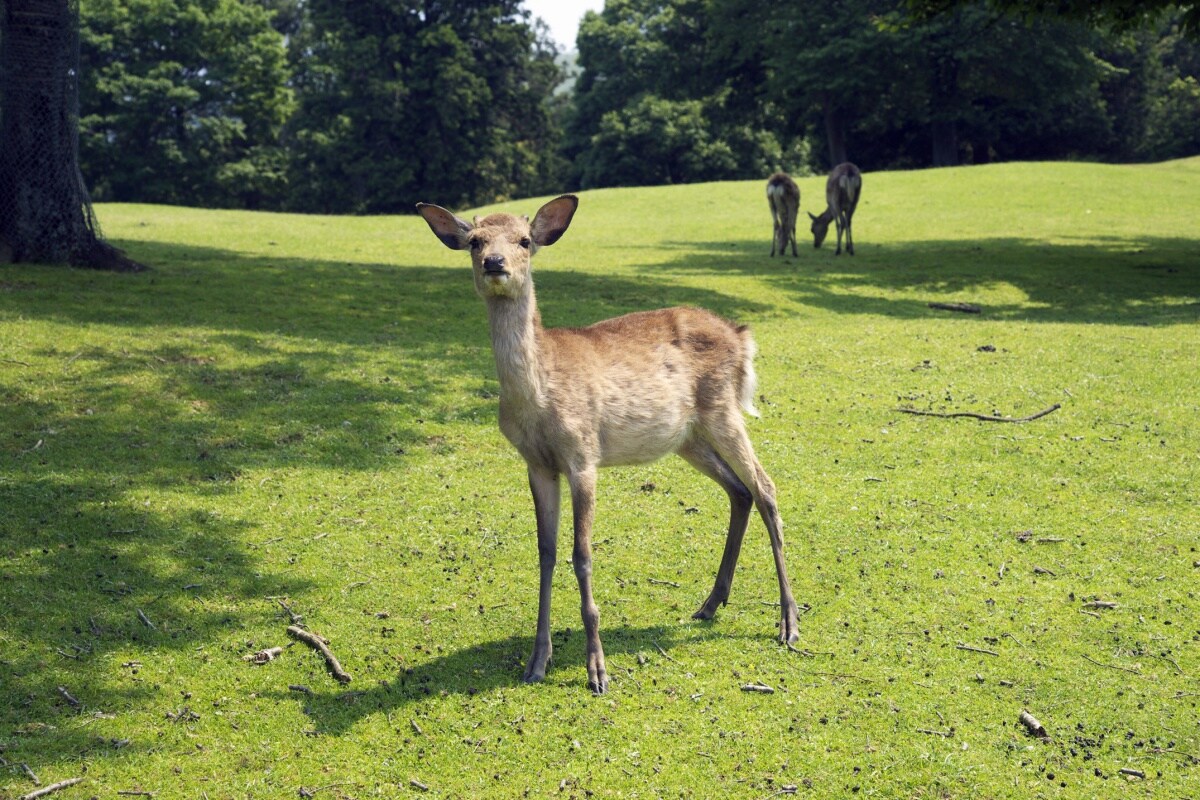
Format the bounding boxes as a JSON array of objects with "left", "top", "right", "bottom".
[
  {"left": 1118, "top": 768, "right": 1145, "bottom": 779},
  {"left": 928, "top": 301, "right": 981, "bottom": 314},
  {"left": 1082, "top": 654, "right": 1140, "bottom": 675},
  {"left": 56, "top": 687, "right": 81, "bottom": 708},
  {"left": 740, "top": 682, "right": 775, "bottom": 694},
  {"left": 956, "top": 642, "right": 999, "bottom": 657},
  {"left": 242, "top": 646, "right": 283, "bottom": 664},
  {"left": 1019, "top": 709, "right": 1048, "bottom": 738},
  {"left": 287, "top": 625, "right": 351, "bottom": 684},
  {"left": 896, "top": 403, "right": 1061, "bottom": 424},
  {"left": 1082, "top": 600, "right": 1118, "bottom": 610},
  {"left": 19, "top": 778, "right": 83, "bottom": 800}
]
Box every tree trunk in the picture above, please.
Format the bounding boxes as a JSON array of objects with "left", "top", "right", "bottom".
[
  {"left": 821, "top": 92, "right": 848, "bottom": 167},
  {"left": 0, "top": 0, "right": 143, "bottom": 270}
]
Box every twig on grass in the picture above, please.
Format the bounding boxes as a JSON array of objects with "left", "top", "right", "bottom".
[
  {"left": 1082, "top": 654, "right": 1141, "bottom": 675},
  {"left": 651, "top": 639, "right": 678, "bottom": 664},
  {"left": 56, "top": 686, "right": 81, "bottom": 708},
  {"left": 917, "top": 728, "right": 953, "bottom": 737},
  {"left": 896, "top": 404, "right": 1061, "bottom": 423},
  {"left": 740, "top": 682, "right": 775, "bottom": 694},
  {"left": 135, "top": 608, "right": 155, "bottom": 629},
  {"left": 243, "top": 646, "right": 283, "bottom": 664},
  {"left": 1019, "top": 709, "right": 1049, "bottom": 739},
  {"left": 276, "top": 599, "right": 303, "bottom": 624},
  {"left": 956, "top": 642, "right": 999, "bottom": 657},
  {"left": 1118, "top": 768, "right": 1145, "bottom": 779},
  {"left": 22, "top": 763, "right": 39, "bottom": 784},
  {"left": 19, "top": 778, "right": 83, "bottom": 800},
  {"left": 287, "top": 625, "right": 351, "bottom": 684},
  {"left": 648, "top": 578, "right": 681, "bottom": 588},
  {"left": 1082, "top": 600, "right": 1118, "bottom": 609}
]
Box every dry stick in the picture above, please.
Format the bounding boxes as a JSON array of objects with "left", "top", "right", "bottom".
[
  {"left": 56, "top": 686, "right": 80, "bottom": 708},
  {"left": 19, "top": 778, "right": 83, "bottom": 800},
  {"left": 896, "top": 403, "right": 1062, "bottom": 423},
  {"left": 741, "top": 682, "right": 775, "bottom": 694},
  {"left": 1019, "top": 710, "right": 1049, "bottom": 739},
  {"left": 1118, "top": 768, "right": 1146, "bottom": 779},
  {"left": 287, "top": 625, "right": 351, "bottom": 684},
  {"left": 648, "top": 578, "right": 681, "bottom": 588},
  {"left": 1082, "top": 654, "right": 1141, "bottom": 675},
  {"left": 277, "top": 599, "right": 303, "bottom": 624},
  {"left": 22, "top": 763, "right": 39, "bottom": 784},
  {"left": 956, "top": 642, "right": 999, "bottom": 657}
]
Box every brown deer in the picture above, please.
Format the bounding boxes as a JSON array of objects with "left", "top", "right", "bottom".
[
  {"left": 766, "top": 172, "right": 800, "bottom": 257},
  {"left": 809, "top": 162, "right": 862, "bottom": 255},
  {"left": 416, "top": 195, "right": 801, "bottom": 694}
]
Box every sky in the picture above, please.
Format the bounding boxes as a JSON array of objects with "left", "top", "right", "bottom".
[{"left": 522, "top": 0, "right": 604, "bottom": 50}]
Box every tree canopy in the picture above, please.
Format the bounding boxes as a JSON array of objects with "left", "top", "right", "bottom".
[{"left": 40, "top": 0, "right": 1200, "bottom": 211}]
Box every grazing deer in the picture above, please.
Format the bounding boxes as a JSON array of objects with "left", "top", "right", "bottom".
[
  {"left": 766, "top": 172, "right": 800, "bottom": 257},
  {"left": 416, "top": 195, "right": 801, "bottom": 694},
  {"left": 809, "top": 162, "right": 862, "bottom": 255}
]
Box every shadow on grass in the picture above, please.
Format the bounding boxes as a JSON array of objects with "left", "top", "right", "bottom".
[
  {"left": 275, "top": 623, "right": 735, "bottom": 735},
  {"left": 646, "top": 234, "right": 1200, "bottom": 325}
]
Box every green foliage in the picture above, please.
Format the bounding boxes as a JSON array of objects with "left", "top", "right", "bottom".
[
  {"left": 78, "top": 0, "right": 294, "bottom": 208},
  {"left": 565, "top": 0, "right": 792, "bottom": 188},
  {"left": 283, "top": 0, "right": 564, "bottom": 213},
  {"left": 2, "top": 160, "right": 1199, "bottom": 797}
]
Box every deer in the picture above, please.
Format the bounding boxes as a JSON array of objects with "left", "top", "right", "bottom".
[
  {"left": 766, "top": 172, "right": 800, "bottom": 257},
  {"left": 415, "top": 194, "right": 801, "bottom": 694},
  {"left": 809, "top": 162, "right": 862, "bottom": 255}
]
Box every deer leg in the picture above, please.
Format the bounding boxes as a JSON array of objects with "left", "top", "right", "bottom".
[
  {"left": 523, "top": 465, "right": 560, "bottom": 684},
  {"left": 705, "top": 417, "right": 801, "bottom": 646},
  {"left": 834, "top": 213, "right": 844, "bottom": 255},
  {"left": 567, "top": 466, "right": 607, "bottom": 694},
  {"left": 845, "top": 213, "right": 854, "bottom": 255},
  {"left": 680, "top": 441, "right": 753, "bottom": 620}
]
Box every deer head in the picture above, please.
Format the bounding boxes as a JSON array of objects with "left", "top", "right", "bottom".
[{"left": 416, "top": 195, "right": 578, "bottom": 300}]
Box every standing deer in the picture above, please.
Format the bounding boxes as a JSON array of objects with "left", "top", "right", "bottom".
[
  {"left": 416, "top": 195, "right": 801, "bottom": 694},
  {"left": 809, "top": 162, "right": 862, "bottom": 255},
  {"left": 766, "top": 172, "right": 800, "bottom": 257}
]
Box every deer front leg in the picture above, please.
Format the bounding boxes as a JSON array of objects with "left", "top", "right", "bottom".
[
  {"left": 524, "top": 465, "right": 560, "bottom": 684},
  {"left": 568, "top": 466, "right": 607, "bottom": 694}
]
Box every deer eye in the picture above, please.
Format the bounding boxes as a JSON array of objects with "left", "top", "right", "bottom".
[
  {"left": 467, "top": 237, "right": 482, "bottom": 251},
  {"left": 519, "top": 237, "right": 531, "bottom": 249}
]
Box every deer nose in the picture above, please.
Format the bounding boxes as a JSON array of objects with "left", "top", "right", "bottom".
[{"left": 482, "top": 255, "right": 507, "bottom": 274}]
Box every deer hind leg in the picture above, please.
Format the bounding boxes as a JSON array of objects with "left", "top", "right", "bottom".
[
  {"left": 843, "top": 210, "right": 854, "bottom": 255},
  {"left": 567, "top": 465, "right": 608, "bottom": 694},
  {"left": 701, "top": 413, "right": 801, "bottom": 645},
  {"left": 770, "top": 204, "right": 781, "bottom": 257},
  {"left": 523, "top": 465, "right": 560, "bottom": 684},
  {"left": 680, "top": 440, "right": 753, "bottom": 620}
]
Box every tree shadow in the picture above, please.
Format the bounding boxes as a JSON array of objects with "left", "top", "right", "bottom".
[{"left": 646, "top": 235, "right": 1200, "bottom": 325}]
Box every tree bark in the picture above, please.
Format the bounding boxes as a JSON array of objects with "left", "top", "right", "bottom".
[
  {"left": 0, "top": 0, "right": 143, "bottom": 270},
  {"left": 821, "top": 92, "right": 848, "bottom": 167}
]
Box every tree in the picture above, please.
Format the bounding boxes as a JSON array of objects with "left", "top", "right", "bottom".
[
  {"left": 565, "top": 0, "right": 787, "bottom": 188},
  {"left": 0, "top": 0, "right": 141, "bottom": 269},
  {"left": 78, "top": 0, "right": 294, "bottom": 209},
  {"left": 903, "top": 0, "right": 1199, "bottom": 39},
  {"left": 284, "top": 0, "right": 563, "bottom": 213}
]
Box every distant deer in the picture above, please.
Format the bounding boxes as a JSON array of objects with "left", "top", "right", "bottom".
[
  {"left": 766, "top": 172, "right": 800, "bottom": 257},
  {"left": 416, "top": 195, "right": 801, "bottom": 694},
  {"left": 809, "top": 162, "right": 862, "bottom": 255}
]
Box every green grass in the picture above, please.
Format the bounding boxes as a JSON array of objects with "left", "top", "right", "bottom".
[{"left": 2, "top": 159, "right": 1198, "bottom": 799}]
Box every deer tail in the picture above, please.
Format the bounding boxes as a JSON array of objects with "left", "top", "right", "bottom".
[{"left": 736, "top": 325, "right": 761, "bottom": 418}]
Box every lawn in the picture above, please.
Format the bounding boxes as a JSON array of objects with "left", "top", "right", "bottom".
[{"left": 1, "top": 159, "right": 1198, "bottom": 799}]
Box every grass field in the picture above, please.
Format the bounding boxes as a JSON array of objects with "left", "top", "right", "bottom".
[{"left": 2, "top": 159, "right": 1198, "bottom": 799}]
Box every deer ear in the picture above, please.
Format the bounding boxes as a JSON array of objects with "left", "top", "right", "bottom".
[
  {"left": 416, "top": 203, "right": 472, "bottom": 250},
  {"left": 807, "top": 212, "right": 816, "bottom": 221},
  {"left": 530, "top": 194, "right": 578, "bottom": 247}
]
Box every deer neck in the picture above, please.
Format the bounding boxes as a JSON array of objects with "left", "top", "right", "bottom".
[{"left": 484, "top": 285, "right": 546, "bottom": 408}]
